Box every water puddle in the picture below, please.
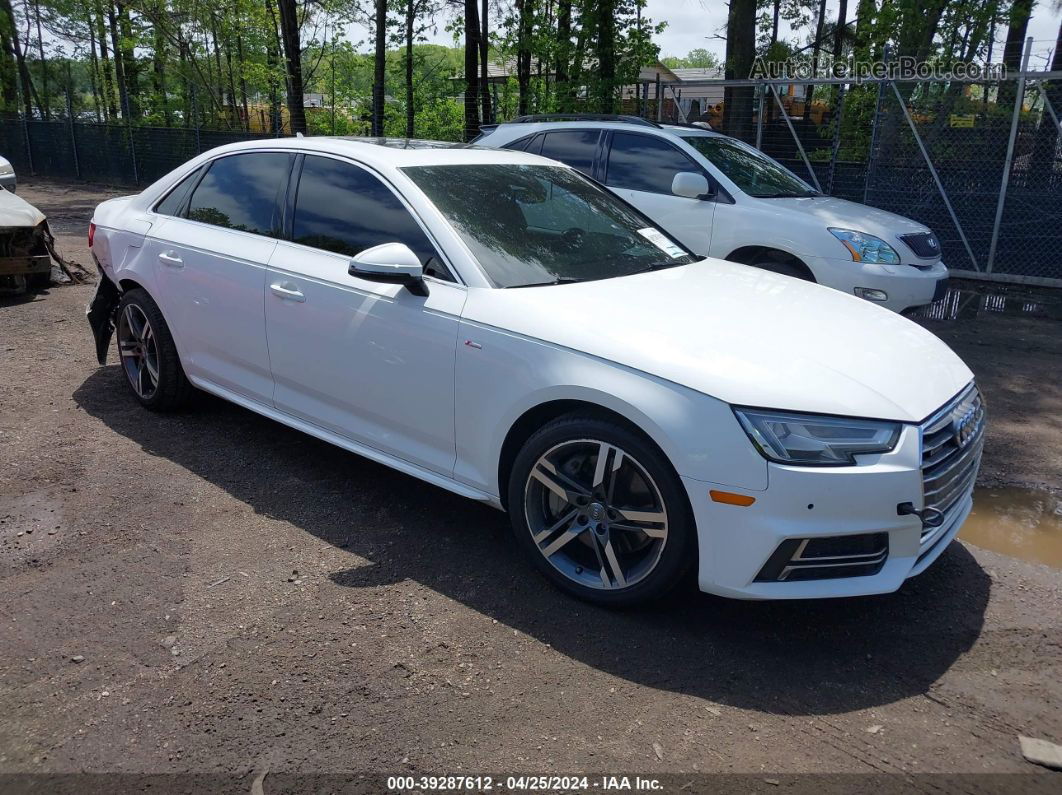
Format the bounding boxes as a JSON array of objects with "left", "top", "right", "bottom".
[
  {"left": 913, "top": 284, "right": 1062, "bottom": 322},
  {"left": 960, "top": 487, "right": 1062, "bottom": 569}
]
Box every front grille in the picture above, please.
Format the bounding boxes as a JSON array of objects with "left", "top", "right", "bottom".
[
  {"left": 919, "top": 385, "right": 985, "bottom": 543},
  {"left": 900, "top": 232, "right": 941, "bottom": 259}
]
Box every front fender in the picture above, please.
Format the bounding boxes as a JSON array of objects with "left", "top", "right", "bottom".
[{"left": 452, "top": 322, "right": 769, "bottom": 499}]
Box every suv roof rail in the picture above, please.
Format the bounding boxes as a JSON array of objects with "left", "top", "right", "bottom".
[{"left": 506, "top": 114, "right": 662, "bottom": 128}]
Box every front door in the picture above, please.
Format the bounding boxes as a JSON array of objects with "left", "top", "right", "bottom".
[
  {"left": 602, "top": 131, "right": 715, "bottom": 257},
  {"left": 264, "top": 154, "right": 465, "bottom": 477}
]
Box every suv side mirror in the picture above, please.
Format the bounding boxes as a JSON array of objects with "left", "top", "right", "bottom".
[
  {"left": 672, "top": 172, "right": 713, "bottom": 200},
  {"left": 349, "top": 242, "right": 429, "bottom": 296}
]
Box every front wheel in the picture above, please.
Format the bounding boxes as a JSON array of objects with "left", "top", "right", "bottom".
[{"left": 507, "top": 414, "right": 696, "bottom": 607}]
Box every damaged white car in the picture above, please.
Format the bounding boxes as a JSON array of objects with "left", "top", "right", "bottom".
[
  {"left": 0, "top": 187, "right": 87, "bottom": 294},
  {"left": 0, "top": 188, "right": 52, "bottom": 293}
]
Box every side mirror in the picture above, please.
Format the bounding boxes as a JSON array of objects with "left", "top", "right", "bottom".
[
  {"left": 672, "top": 171, "right": 713, "bottom": 200},
  {"left": 348, "top": 242, "right": 429, "bottom": 296}
]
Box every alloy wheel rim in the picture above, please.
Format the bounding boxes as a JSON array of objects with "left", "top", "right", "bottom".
[
  {"left": 117, "top": 304, "right": 160, "bottom": 399},
  {"left": 523, "top": 439, "right": 669, "bottom": 590}
]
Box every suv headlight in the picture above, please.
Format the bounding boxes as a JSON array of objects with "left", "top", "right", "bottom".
[
  {"left": 829, "top": 228, "right": 900, "bottom": 265},
  {"left": 734, "top": 408, "right": 901, "bottom": 466},
  {"left": 0, "top": 161, "right": 13, "bottom": 176}
]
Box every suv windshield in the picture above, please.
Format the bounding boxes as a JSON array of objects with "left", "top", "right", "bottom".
[
  {"left": 402, "top": 164, "right": 696, "bottom": 288},
  {"left": 679, "top": 135, "right": 818, "bottom": 198}
]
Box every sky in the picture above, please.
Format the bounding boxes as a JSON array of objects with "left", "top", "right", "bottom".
[{"left": 346, "top": 0, "right": 1062, "bottom": 72}]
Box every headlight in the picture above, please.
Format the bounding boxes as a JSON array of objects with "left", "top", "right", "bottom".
[
  {"left": 0, "top": 162, "right": 13, "bottom": 176},
  {"left": 829, "top": 228, "right": 901, "bottom": 264},
  {"left": 734, "top": 408, "right": 901, "bottom": 466}
]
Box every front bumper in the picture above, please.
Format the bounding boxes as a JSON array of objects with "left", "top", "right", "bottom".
[
  {"left": 684, "top": 424, "right": 976, "bottom": 599},
  {"left": 803, "top": 254, "right": 949, "bottom": 313}
]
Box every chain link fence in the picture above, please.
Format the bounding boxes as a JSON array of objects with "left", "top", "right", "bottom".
[{"left": 2, "top": 65, "right": 1061, "bottom": 286}]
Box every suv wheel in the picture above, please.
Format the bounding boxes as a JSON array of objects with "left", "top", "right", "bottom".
[{"left": 507, "top": 414, "right": 695, "bottom": 607}]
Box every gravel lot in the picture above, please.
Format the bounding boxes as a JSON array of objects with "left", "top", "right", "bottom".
[{"left": 1, "top": 181, "right": 1060, "bottom": 787}]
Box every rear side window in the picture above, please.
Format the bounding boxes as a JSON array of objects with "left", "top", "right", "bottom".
[
  {"left": 154, "top": 167, "right": 201, "bottom": 216},
  {"left": 606, "top": 132, "right": 704, "bottom": 195},
  {"left": 502, "top": 134, "right": 537, "bottom": 153},
  {"left": 186, "top": 153, "right": 291, "bottom": 236},
  {"left": 538, "top": 130, "right": 600, "bottom": 175},
  {"left": 292, "top": 155, "right": 448, "bottom": 278}
]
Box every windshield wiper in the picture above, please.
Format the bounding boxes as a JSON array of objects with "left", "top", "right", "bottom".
[{"left": 506, "top": 276, "right": 583, "bottom": 288}]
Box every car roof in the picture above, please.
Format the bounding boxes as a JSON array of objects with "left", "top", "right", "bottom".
[{"left": 195, "top": 136, "right": 555, "bottom": 170}]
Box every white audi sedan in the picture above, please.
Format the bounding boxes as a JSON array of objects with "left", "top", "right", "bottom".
[{"left": 86, "top": 138, "right": 984, "bottom": 606}]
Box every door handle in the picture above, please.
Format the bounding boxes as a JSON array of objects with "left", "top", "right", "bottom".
[
  {"left": 158, "top": 251, "right": 183, "bottom": 268},
  {"left": 269, "top": 281, "right": 306, "bottom": 303}
]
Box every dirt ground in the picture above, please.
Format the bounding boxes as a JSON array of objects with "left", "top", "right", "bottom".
[{"left": 0, "top": 181, "right": 1060, "bottom": 788}]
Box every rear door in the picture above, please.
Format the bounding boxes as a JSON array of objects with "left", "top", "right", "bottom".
[
  {"left": 263, "top": 154, "right": 464, "bottom": 476},
  {"left": 602, "top": 131, "right": 715, "bottom": 257},
  {"left": 148, "top": 151, "right": 292, "bottom": 404}
]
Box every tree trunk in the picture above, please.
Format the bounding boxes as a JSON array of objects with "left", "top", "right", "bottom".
[
  {"left": 723, "top": 0, "right": 756, "bottom": 140},
  {"left": 812, "top": 0, "right": 827, "bottom": 74},
  {"left": 0, "top": 0, "right": 21, "bottom": 113},
  {"left": 516, "top": 0, "right": 532, "bottom": 115},
  {"left": 107, "top": 4, "right": 128, "bottom": 119},
  {"left": 771, "top": 0, "right": 779, "bottom": 45},
  {"left": 998, "top": 0, "right": 1033, "bottom": 108},
  {"left": 405, "top": 0, "right": 414, "bottom": 137},
  {"left": 833, "top": 0, "right": 848, "bottom": 60},
  {"left": 32, "top": 0, "right": 47, "bottom": 117},
  {"left": 117, "top": 2, "right": 138, "bottom": 118},
  {"left": 2, "top": 0, "right": 43, "bottom": 118},
  {"left": 151, "top": 3, "right": 167, "bottom": 125},
  {"left": 595, "top": 1, "right": 616, "bottom": 113},
  {"left": 372, "top": 0, "right": 387, "bottom": 136},
  {"left": 555, "top": 0, "right": 571, "bottom": 110},
  {"left": 93, "top": 0, "right": 116, "bottom": 119},
  {"left": 277, "top": 0, "right": 306, "bottom": 134},
  {"left": 463, "top": 0, "right": 480, "bottom": 140},
  {"left": 479, "top": 0, "right": 491, "bottom": 124},
  {"left": 86, "top": 12, "right": 103, "bottom": 121},
  {"left": 236, "top": 29, "right": 250, "bottom": 132}
]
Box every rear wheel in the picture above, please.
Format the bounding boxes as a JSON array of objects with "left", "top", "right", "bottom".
[
  {"left": 507, "top": 414, "right": 695, "bottom": 607},
  {"left": 115, "top": 288, "right": 193, "bottom": 411}
]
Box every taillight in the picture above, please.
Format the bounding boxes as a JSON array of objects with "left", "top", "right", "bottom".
[{"left": 88, "top": 222, "right": 96, "bottom": 248}]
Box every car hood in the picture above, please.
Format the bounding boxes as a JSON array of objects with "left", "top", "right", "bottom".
[
  {"left": 462, "top": 259, "right": 972, "bottom": 422},
  {"left": 0, "top": 188, "right": 46, "bottom": 228},
  {"left": 761, "top": 195, "right": 930, "bottom": 240}
]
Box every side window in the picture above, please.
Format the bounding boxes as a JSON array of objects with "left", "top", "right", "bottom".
[
  {"left": 154, "top": 167, "right": 201, "bottom": 216},
  {"left": 606, "top": 132, "right": 705, "bottom": 195},
  {"left": 292, "top": 155, "right": 450, "bottom": 280},
  {"left": 502, "top": 135, "right": 534, "bottom": 152},
  {"left": 538, "top": 130, "right": 600, "bottom": 175},
  {"left": 186, "top": 153, "right": 290, "bottom": 236}
]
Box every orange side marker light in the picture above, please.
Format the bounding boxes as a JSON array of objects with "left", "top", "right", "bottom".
[{"left": 709, "top": 490, "right": 756, "bottom": 507}]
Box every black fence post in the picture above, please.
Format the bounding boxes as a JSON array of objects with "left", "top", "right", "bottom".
[
  {"left": 21, "top": 113, "right": 34, "bottom": 176},
  {"left": 191, "top": 85, "right": 201, "bottom": 155},
  {"left": 66, "top": 72, "right": 81, "bottom": 181}
]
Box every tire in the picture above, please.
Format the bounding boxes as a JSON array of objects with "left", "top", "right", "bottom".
[
  {"left": 114, "top": 288, "right": 193, "bottom": 411},
  {"left": 507, "top": 413, "right": 696, "bottom": 607},
  {"left": 750, "top": 252, "right": 814, "bottom": 281}
]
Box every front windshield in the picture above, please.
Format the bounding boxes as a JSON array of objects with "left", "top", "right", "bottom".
[
  {"left": 402, "top": 164, "right": 697, "bottom": 287},
  {"left": 680, "top": 135, "right": 818, "bottom": 198}
]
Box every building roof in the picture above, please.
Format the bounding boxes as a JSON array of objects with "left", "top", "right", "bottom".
[{"left": 669, "top": 67, "right": 726, "bottom": 81}]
